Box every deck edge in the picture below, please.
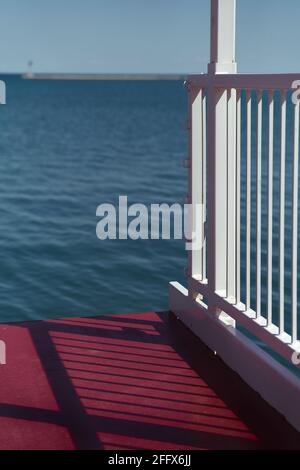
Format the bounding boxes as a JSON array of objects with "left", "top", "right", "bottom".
[{"left": 169, "top": 281, "right": 300, "bottom": 433}]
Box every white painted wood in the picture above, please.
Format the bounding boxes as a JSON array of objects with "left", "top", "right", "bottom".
[
  {"left": 246, "top": 91, "right": 252, "bottom": 311},
  {"left": 189, "top": 73, "right": 300, "bottom": 91},
  {"left": 206, "top": 84, "right": 217, "bottom": 302},
  {"left": 209, "top": 0, "right": 237, "bottom": 74},
  {"left": 171, "top": 0, "right": 300, "bottom": 433},
  {"left": 188, "top": 87, "right": 203, "bottom": 281},
  {"left": 236, "top": 90, "right": 241, "bottom": 305},
  {"left": 227, "top": 89, "right": 237, "bottom": 301},
  {"left": 292, "top": 101, "right": 299, "bottom": 343},
  {"left": 169, "top": 282, "right": 300, "bottom": 433},
  {"left": 0, "top": 81, "right": 6, "bottom": 105},
  {"left": 256, "top": 91, "right": 263, "bottom": 318},
  {"left": 279, "top": 91, "right": 286, "bottom": 335},
  {"left": 267, "top": 92, "right": 274, "bottom": 326},
  {"left": 213, "top": 88, "right": 228, "bottom": 296},
  {"left": 202, "top": 93, "right": 207, "bottom": 281},
  {"left": 206, "top": 85, "right": 232, "bottom": 301},
  {"left": 189, "top": 275, "right": 300, "bottom": 361}
]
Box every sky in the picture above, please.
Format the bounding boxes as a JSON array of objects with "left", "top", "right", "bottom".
[{"left": 0, "top": 0, "right": 299, "bottom": 74}]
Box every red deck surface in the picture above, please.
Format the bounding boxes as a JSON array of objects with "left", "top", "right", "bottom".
[{"left": 0, "top": 311, "right": 299, "bottom": 450}]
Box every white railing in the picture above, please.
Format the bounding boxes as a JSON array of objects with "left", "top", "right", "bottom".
[
  {"left": 170, "top": 0, "right": 300, "bottom": 432},
  {"left": 186, "top": 74, "right": 300, "bottom": 366}
]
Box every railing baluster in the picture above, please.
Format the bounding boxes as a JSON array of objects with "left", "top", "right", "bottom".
[
  {"left": 256, "top": 91, "right": 262, "bottom": 318},
  {"left": 279, "top": 90, "right": 286, "bottom": 335},
  {"left": 236, "top": 89, "right": 241, "bottom": 305},
  {"left": 267, "top": 91, "right": 274, "bottom": 326},
  {"left": 189, "top": 87, "right": 203, "bottom": 282},
  {"left": 246, "top": 90, "right": 252, "bottom": 311},
  {"left": 202, "top": 92, "right": 207, "bottom": 281},
  {"left": 292, "top": 100, "right": 299, "bottom": 342},
  {"left": 227, "top": 88, "right": 237, "bottom": 301}
]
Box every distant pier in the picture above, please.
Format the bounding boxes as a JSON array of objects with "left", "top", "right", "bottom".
[{"left": 22, "top": 73, "right": 187, "bottom": 81}]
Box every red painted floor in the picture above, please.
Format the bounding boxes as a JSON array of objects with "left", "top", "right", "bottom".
[{"left": 0, "top": 311, "right": 299, "bottom": 450}]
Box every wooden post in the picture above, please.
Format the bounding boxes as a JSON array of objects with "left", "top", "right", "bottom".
[
  {"left": 208, "top": 0, "right": 237, "bottom": 74},
  {"left": 207, "top": 0, "right": 237, "bottom": 313}
]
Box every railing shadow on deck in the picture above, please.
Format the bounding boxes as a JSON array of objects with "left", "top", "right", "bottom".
[{"left": 0, "top": 311, "right": 299, "bottom": 450}]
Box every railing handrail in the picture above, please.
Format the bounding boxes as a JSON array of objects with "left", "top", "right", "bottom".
[{"left": 187, "top": 73, "right": 300, "bottom": 91}]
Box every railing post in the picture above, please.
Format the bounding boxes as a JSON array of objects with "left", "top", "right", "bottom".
[
  {"left": 207, "top": 87, "right": 228, "bottom": 300},
  {"left": 208, "top": 0, "right": 237, "bottom": 74},
  {"left": 207, "top": 0, "right": 237, "bottom": 317}
]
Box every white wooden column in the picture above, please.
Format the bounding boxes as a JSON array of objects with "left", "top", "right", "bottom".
[
  {"left": 208, "top": 0, "right": 237, "bottom": 74},
  {"left": 207, "top": 0, "right": 237, "bottom": 314}
]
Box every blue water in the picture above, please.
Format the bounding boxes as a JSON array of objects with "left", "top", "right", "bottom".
[{"left": 0, "top": 76, "right": 187, "bottom": 322}]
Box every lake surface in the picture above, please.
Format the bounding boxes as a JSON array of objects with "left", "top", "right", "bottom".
[{"left": 0, "top": 76, "right": 187, "bottom": 321}]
